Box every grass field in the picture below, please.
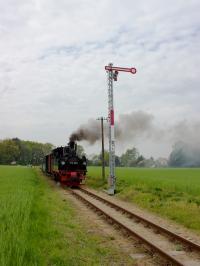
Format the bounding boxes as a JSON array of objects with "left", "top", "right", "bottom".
[
  {"left": 0, "top": 166, "right": 133, "bottom": 266},
  {"left": 87, "top": 167, "right": 200, "bottom": 232}
]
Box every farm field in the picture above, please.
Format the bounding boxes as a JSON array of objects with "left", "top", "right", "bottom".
[
  {"left": 87, "top": 167, "right": 200, "bottom": 232},
  {"left": 0, "top": 166, "right": 133, "bottom": 266}
]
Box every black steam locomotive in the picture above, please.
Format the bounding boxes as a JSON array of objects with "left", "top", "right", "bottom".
[{"left": 43, "top": 141, "right": 87, "bottom": 187}]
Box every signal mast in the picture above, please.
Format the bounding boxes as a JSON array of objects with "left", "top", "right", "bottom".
[{"left": 105, "top": 63, "right": 137, "bottom": 195}]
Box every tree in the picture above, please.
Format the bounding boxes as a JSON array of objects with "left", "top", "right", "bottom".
[
  {"left": 142, "top": 157, "right": 155, "bottom": 168},
  {"left": 169, "top": 141, "right": 200, "bottom": 167},
  {"left": 90, "top": 154, "right": 101, "bottom": 166},
  {"left": 115, "top": 155, "right": 121, "bottom": 166},
  {"left": 99, "top": 150, "right": 109, "bottom": 166},
  {"left": 169, "top": 141, "right": 187, "bottom": 167},
  {"left": 77, "top": 145, "right": 85, "bottom": 157},
  {"left": 0, "top": 138, "right": 54, "bottom": 165},
  {"left": 0, "top": 139, "right": 20, "bottom": 164},
  {"left": 136, "top": 155, "right": 145, "bottom": 167},
  {"left": 120, "top": 147, "right": 139, "bottom": 167}
]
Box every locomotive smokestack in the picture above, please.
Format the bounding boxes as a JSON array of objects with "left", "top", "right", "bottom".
[
  {"left": 68, "top": 140, "right": 78, "bottom": 152},
  {"left": 69, "top": 140, "right": 74, "bottom": 149}
]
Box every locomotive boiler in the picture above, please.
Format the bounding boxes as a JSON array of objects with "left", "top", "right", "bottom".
[{"left": 43, "top": 141, "right": 87, "bottom": 187}]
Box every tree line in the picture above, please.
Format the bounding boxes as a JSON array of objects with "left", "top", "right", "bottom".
[
  {"left": 88, "top": 141, "right": 200, "bottom": 167},
  {"left": 87, "top": 147, "right": 168, "bottom": 168},
  {"left": 0, "top": 139, "right": 158, "bottom": 167},
  {"left": 0, "top": 138, "right": 53, "bottom": 165},
  {"left": 0, "top": 138, "right": 199, "bottom": 167}
]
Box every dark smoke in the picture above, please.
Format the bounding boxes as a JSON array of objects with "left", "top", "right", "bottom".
[
  {"left": 70, "top": 119, "right": 101, "bottom": 144},
  {"left": 169, "top": 120, "right": 200, "bottom": 147},
  {"left": 70, "top": 112, "right": 200, "bottom": 166},
  {"left": 70, "top": 112, "right": 200, "bottom": 147},
  {"left": 70, "top": 111, "right": 155, "bottom": 144},
  {"left": 115, "top": 111, "right": 154, "bottom": 140}
]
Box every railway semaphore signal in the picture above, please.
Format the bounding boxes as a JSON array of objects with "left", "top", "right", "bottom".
[{"left": 105, "top": 63, "right": 137, "bottom": 195}]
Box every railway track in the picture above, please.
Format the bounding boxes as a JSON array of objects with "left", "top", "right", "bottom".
[{"left": 70, "top": 187, "right": 200, "bottom": 266}]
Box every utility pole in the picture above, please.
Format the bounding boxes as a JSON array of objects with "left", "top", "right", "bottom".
[
  {"left": 105, "top": 63, "right": 137, "bottom": 195},
  {"left": 97, "top": 117, "right": 107, "bottom": 181}
]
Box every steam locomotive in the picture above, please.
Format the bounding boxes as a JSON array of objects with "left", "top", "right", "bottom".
[{"left": 42, "top": 141, "right": 87, "bottom": 187}]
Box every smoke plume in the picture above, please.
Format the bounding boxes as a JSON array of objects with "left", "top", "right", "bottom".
[
  {"left": 70, "top": 111, "right": 200, "bottom": 147},
  {"left": 70, "top": 112, "right": 200, "bottom": 166},
  {"left": 169, "top": 120, "right": 200, "bottom": 147},
  {"left": 70, "top": 119, "right": 101, "bottom": 144},
  {"left": 115, "top": 111, "right": 154, "bottom": 140},
  {"left": 70, "top": 111, "right": 155, "bottom": 144}
]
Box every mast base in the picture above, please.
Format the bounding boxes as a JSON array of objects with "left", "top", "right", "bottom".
[{"left": 107, "top": 187, "right": 115, "bottom": 195}]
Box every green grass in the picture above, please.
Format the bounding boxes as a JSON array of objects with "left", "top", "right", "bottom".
[
  {"left": 87, "top": 167, "right": 200, "bottom": 232},
  {"left": 0, "top": 166, "right": 133, "bottom": 266}
]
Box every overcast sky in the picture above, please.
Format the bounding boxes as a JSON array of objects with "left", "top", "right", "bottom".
[{"left": 0, "top": 0, "right": 200, "bottom": 158}]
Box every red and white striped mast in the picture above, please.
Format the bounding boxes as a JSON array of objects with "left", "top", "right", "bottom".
[{"left": 105, "top": 63, "right": 137, "bottom": 195}]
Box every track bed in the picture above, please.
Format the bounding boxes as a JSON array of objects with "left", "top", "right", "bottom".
[{"left": 70, "top": 187, "right": 200, "bottom": 266}]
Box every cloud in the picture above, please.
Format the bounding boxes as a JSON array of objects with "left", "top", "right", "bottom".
[{"left": 0, "top": 0, "right": 200, "bottom": 157}]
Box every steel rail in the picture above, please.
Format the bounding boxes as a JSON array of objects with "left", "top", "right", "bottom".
[
  {"left": 70, "top": 189, "right": 192, "bottom": 266},
  {"left": 80, "top": 187, "right": 200, "bottom": 253}
]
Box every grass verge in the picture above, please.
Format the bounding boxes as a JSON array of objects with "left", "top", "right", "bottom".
[
  {"left": 0, "top": 165, "right": 133, "bottom": 265},
  {"left": 87, "top": 166, "right": 200, "bottom": 232}
]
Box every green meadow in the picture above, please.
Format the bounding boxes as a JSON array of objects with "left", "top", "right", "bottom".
[
  {"left": 0, "top": 166, "right": 133, "bottom": 266},
  {"left": 87, "top": 167, "right": 200, "bottom": 232}
]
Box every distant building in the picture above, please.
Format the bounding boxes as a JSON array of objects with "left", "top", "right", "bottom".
[{"left": 155, "top": 157, "right": 168, "bottom": 167}]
